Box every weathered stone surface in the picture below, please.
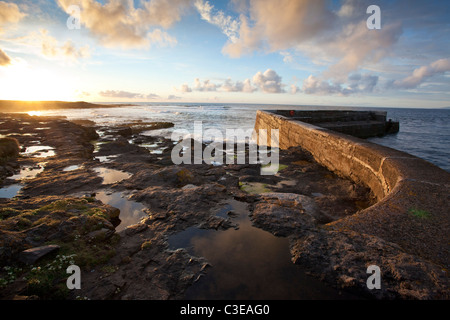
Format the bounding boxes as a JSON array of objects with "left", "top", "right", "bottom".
[
  {"left": 290, "top": 230, "right": 449, "bottom": 299},
  {"left": 18, "top": 245, "right": 60, "bottom": 264}
]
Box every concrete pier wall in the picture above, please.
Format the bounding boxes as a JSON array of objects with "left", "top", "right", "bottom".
[
  {"left": 254, "top": 110, "right": 447, "bottom": 200},
  {"left": 254, "top": 110, "right": 450, "bottom": 267}
]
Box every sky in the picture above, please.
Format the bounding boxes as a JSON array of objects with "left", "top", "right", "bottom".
[{"left": 0, "top": 0, "right": 449, "bottom": 108}]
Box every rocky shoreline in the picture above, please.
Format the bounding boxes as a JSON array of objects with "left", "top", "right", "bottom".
[{"left": 0, "top": 112, "right": 447, "bottom": 300}]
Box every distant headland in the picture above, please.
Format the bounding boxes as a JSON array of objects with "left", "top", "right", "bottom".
[{"left": 0, "top": 100, "right": 134, "bottom": 113}]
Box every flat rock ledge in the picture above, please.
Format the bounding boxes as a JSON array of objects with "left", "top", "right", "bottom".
[{"left": 250, "top": 192, "right": 449, "bottom": 299}]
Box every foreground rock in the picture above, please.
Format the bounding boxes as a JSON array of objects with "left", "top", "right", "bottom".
[
  {"left": 1, "top": 112, "right": 447, "bottom": 300},
  {"left": 19, "top": 245, "right": 60, "bottom": 265}
]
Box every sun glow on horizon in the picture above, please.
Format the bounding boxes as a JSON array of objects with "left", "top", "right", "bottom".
[{"left": 0, "top": 61, "right": 78, "bottom": 101}]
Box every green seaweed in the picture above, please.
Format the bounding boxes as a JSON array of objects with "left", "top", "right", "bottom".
[
  {"left": 239, "top": 182, "right": 271, "bottom": 194},
  {"left": 409, "top": 208, "right": 430, "bottom": 219}
]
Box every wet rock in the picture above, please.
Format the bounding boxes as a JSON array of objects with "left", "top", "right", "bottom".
[
  {"left": 260, "top": 192, "right": 333, "bottom": 223},
  {"left": 0, "top": 137, "right": 20, "bottom": 158},
  {"left": 116, "top": 127, "right": 133, "bottom": 137},
  {"left": 199, "top": 216, "right": 238, "bottom": 230},
  {"left": 18, "top": 244, "right": 60, "bottom": 265},
  {"left": 251, "top": 198, "right": 317, "bottom": 237},
  {"left": 290, "top": 229, "right": 450, "bottom": 299}
]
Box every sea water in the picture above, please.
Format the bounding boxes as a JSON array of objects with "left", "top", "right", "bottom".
[{"left": 30, "top": 103, "right": 450, "bottom": 172}]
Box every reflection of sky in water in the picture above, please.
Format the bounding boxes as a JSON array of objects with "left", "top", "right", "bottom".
[
  {"left": 10, "top": 162, "right": 46, "bottom": 180},
  {"left": 95, "top": 191, "right": 147, "bottom": 232},
  {"left": 23, "top": 146, "right": 55, "bottom": 158},
  {"left": 0, "top": 184, "right": 22, "bottom": 198},
  {"left": 62, "top": 165, "right": 82, "bottom": 172},
  {"left": 93, "top": 167, "right": 131, "bottom": 184},
  {"left": 169, "top": 200, "right": 355, "bottom": 300}
]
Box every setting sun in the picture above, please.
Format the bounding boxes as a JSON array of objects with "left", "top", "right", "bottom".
[{"left": 0, "top": 61, "right": 77, "bottom": 101}]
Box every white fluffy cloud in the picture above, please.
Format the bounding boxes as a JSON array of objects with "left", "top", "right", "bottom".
[
  {"left": 195, "top": 0, "right": 240, "bottom": 42},
  {"left": 221, "top": 78, "right": 256, "bottom": 93},
  {"left": 178, "top": 69, "right": 285, "bottom": 94},
  {"left": 252, "top": 69, "right": 285, "bottom": 93},
  {"left": 194, "top": 78, "right": 218, "bottom": 92},
  {"left": 57, "top": 0, "right": 189, "bottom": 48},
  {"left": 39, "top": 29, "right": 91, "bottom": 61},
  {"left": 0, "top": 1, "right": 26, "bottom": 26},
  {"left": 302, "top": 73, "right": 378, "bottom": 96},
  {"left": 393, "top": 58, "right": 450, "bottom": 89}
]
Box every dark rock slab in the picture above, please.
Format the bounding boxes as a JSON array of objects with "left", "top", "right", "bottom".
[{"left": 18, "top": 244, "right": 60, "bottom": 264}]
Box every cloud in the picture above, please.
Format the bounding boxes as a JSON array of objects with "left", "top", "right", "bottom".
[
  {"left": 99, "top": 90, "right": 160, "bottom": 99},
  {"left": 393, "top": 58, "right": 450, "bottom": 89},
  {"left": 167, "top": 94, "right": 181, "bottom": 100},
  {"left": 0, "top": 1, "right": 26, "bottom": 27},
  {"left": 180, "top": 69, "right": 285, "bottom": 94},
  {"left": 39, "top": 29, "right": 91, "bottom": 61},
  {"left": 0, "top": 1, "right": 26, "bottom": 66},
  {"left": 194, "top": 78, "right": 218, "bottom": 91},
  {"left": 177, "top": 83, "right": 192, "bottom": 93},
  {"left": 290, "top": 84, "right": 300, "bottom": 94},
  {"left": 221, "top": 78, "right": 256, "bottom": 93},
  {"left": 302, "top": 75, "right": 342, "bottom": 95},
  {"left": 252, "top": 69, "right": 285, "bottom": 93},
  {"left": 321, "top": 21, "right": 402, "bottom": 80},
  {"left": 200, "top": 0, "right": 403, "bottom": 86},
  {"left": 302, "top": 73, "right": 378, "bottom": 96},
  {"left": 39, "top": 29, "right": 90, "bottom": 60},
  {"left": 220, "top": 0, "right": 334, "bottom": 57},
  {"left": 0, "top": 48, "right": 11, "bottom": 66},
  {"left": 195, "top": 0, "right": 240, "bottom": 42},
  {"left": 57, "top": 0, "right": 188, "bottom": 49}
]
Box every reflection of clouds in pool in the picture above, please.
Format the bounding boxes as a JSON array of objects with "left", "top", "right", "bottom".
[
  {"left": 10, "top": 162, "right": 46, "bottom": 180},
  {"left": 93, "top": 167, "right": 131, "bottom": 184},
  {"left": 95, "top": 191, "right": 147, "bottom": 232},
  {"left": 23, "top": 146, "right": 55, "bottom": 158},
  {"left": 169, "top": 200, "right": 349, "bottom": 299}
]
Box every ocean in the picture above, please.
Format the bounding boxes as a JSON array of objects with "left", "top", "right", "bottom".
[{"left": 33, "top": 103, "right": 450, "bottom": 172}]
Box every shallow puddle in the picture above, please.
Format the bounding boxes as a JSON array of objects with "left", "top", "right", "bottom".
[
  {"left": 168, "top": 199, "right": 355, "bottom": 299},
  {"left": 93, "top": 167, "right": 131, "bottom": 184},
  {"left": 95, "top": 191, "right": 147, "bottom": 232},
  {"left": 0, "top": 184, "right": 22, "bottom": 198},
  {"left": 63, "top": 165, "right": 82, "bottom": 172},
  {"left": 10, "top": 163, "right": 46, "bottom": 180},
  {"left": 139, "top": 142, "right": 168, "bottom": 155},
  {"left": 23, "top": 146, "right": 55, "bottom": 158},
  {"left": 94, "top": 155, "right": 118, "bottom": 163}
]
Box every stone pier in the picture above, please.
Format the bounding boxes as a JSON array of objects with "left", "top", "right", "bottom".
[{"left": 254, "top": 110, "right": 449, "bottom": 298}]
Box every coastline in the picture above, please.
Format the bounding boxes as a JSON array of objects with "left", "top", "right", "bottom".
[
  {"left": 0, "top": 100, "right": 136, "bottom": 113},
  {"left": 0, "top": 109, "right": 448, "bottom": 300}
]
